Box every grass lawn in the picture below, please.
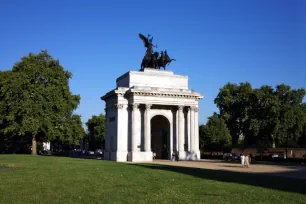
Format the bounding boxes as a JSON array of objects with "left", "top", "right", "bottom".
[{"left": 0, "top": 155, "right": 306, "bottom": 204}]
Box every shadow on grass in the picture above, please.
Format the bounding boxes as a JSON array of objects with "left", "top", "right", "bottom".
[
  {"left": 41, "top": 154, "right": 103, "bottom": 160},
  {"left": 134, "top": 163, "right": 306, "bottom": 195}
]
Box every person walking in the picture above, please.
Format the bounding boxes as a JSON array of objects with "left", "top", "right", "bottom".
[
  {"left": 172, "top": 152, "right": 176, "bottom": 162},
  {"left": 175, "top": 152, "right": 179, "bottom": 162},
  {"left": 241, "top": 153, "right": 245, "bottom": 168},
  {"left": 245, "top": 154, "right": 250, "bottom": 168}
]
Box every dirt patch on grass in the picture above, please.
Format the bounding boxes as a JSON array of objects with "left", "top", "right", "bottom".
[
  {"left": 0, "top": 167, "right": 13, "bottom": 171},
  {"left": 151, "top": 159, "right": 306, "bottom": 180}
]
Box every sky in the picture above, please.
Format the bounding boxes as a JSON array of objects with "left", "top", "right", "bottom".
[{"left": 0, "top": 0, "right": 305, "bottom": 126}]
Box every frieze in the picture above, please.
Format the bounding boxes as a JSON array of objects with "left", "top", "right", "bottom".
[{"left": 131, "top": 91, "right": 200, "bottom": 99}]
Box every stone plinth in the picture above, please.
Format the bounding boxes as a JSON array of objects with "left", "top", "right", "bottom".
[{"left": 116, "top": 68, "right": 188, "bottom": 90}]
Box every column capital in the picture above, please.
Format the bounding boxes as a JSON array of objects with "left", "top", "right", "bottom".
[
  {"left": 190, "top": 106, "right": 198, "bottom": 112},
  {"left": 178, "top": 105, "right": 184, "bottom": 111},
  {"left": 145, "top": 104, "right": 152, "bottom": 110},
  {"left": 114, "top": 104, "right": 124, "bottom": 109},
  {"left": 190, "top": 106, "right": 196, "bottom": 111},
  {"left": 131, "top": 103, "right": 139, "bottom": 109}
]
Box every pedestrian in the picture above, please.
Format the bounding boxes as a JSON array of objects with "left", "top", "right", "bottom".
[
  {"left": 245, "top": 154, "right": 250, "bottom": 168},
  {"left": 153, "top": 152, "right": 156, "bottom": 160},
  {"left": 175, "top": 152, "right": 179, "bottom": 162},
  {"left": 172, "top": 152, "right": 176, "bottom": 162},
  {"left": 241, "top": 153, "right": 245, "bottom": 168}
]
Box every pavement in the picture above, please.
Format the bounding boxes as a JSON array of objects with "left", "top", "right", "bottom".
[{"left": 150, "top": 159, "right": 306, "bottom": 179}]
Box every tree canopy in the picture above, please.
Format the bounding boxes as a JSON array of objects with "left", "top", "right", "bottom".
[
  {"left": 214, "top": 82, "right": 306, "bottom": 148},
  {"left": 0, "top": 51, "right": 83, "bottom": 154},
  {"left": 85, "top": 114, "right": 106, "bottom": 150},
  {"left": 199, "top": 113, "right": 231, "bottom": 151}
]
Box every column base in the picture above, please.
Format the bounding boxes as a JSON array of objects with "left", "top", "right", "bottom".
[
  {"left": 127, "top": 151, "right": 153, "bottom": 162},
  {"left": 185, "top": 150, "right": 201, "bottom": 160},
  {"left": 178, "top": 151, "right": 188, "bottom": 160},
  {"left": 177, "top": 151, "right": 201, "bottom": 160},
  {"left": 110, "top": 151, "right": 128, "bottom": 162},
  {"left": 194, "top": 150, "right": 201, "bottom": 160}
]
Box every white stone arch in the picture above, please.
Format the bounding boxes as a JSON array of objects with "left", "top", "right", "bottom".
[
  {"left": 149, "top": 109, "right": 173, "bottom": 159},
  {"left": 149, "top": 109, "right": 172, "bottom": 124}
]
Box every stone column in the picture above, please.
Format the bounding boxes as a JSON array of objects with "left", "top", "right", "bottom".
[
  {"left": 144, "top": 104, "right": 152, "bottom": 152},
  {"left": 190, "top": 106, "right": 195, "bottom": 152},
  {"left": 131, "top": 103, "right": 139, "bottom": 152},
  {"left": 115, "top": 103, "right": 124, "bottom": 151},
  {"left": 194, "top": 107, "right": 199, "bottom": 151},
  {"left": 187, "top": 107, "right": 191, "bottom": 151},
  {"left": 178, "top": 105, "right": 184, "bottom": 152}
]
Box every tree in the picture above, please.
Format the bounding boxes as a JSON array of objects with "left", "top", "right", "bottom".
[
  {"left": 62, "top": 114, "right": 85, "bottom": 145},
  {"left": 245, "top": 85, "right": 278, "bottom": 147},
  {"left": 86, "top": 114, "right": 106, "bottom": 150},
  {"left": 199, "top": 113, "right": 231, "bottom": 151},
  {"left": 273, "top": 84, "right": 306, "bottom": 147},
  {"left": 214, "top": 82, "right": 253, "bottom": 145},
  {"left": 0, "top": 51, "right": 81, "bottom": 154},
  {"left": 214, "top": 82, "right": 306, "bottom": 148},
  {"left": 298, "top": 103, "right": 306, "bottom": 146}
]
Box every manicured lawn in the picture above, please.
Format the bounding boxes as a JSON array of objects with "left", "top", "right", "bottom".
[{"left": 0, "top": 155, "right": 305, "bottom": 204}]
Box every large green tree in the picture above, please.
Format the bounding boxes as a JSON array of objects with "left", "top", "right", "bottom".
[
  {"left": 86, "top": 114, "right": 106, "bottom": 150},
  {"left": 214, "top": 82, "right": 253, "bottom": 145},
  {"left": 0, "top": 51, "right": 82, "bottom": 154},
  {"left": 214, "top": 82, "right": 306, "bottom": 148},
  {"left": 199, "top": 113, "right": 232, "bottom": 151},
  {"left": 62, "top": 114, "right": 85, "bottom": 145}
]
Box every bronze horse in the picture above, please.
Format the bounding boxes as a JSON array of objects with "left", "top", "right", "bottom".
[
  {"left": 157, "top": 50, "right": 176, "bottom": 70},
  {"left": 141, "top": 52, "right": 158, "bottom": 70},
  {"left": 139, "top": 33, "right": 175, "bottom": 70}
]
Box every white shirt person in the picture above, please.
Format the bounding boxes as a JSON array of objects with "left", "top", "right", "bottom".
[{"left": 241, "top": 154, "right": 245, "bottom": 167}]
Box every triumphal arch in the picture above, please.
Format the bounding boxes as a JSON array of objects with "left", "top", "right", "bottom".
[{"left": 101, "top": 68, "right": 203, "bottom": 162}]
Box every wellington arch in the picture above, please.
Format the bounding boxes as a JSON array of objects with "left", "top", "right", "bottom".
[{"left": 101, "top": 68, "right": 203, "bottom": 162}]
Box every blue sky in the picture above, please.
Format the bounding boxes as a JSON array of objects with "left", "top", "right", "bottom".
[{"left": 1, "top": 0, "right": 305, "bottom": 125}]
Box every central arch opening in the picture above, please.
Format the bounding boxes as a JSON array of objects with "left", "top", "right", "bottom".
[{"left": 151, "top": 115, "right": 170, "bottom": 160}]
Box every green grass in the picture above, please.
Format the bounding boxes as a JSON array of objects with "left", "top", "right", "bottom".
[{"left": 0, "top": 155, "right": 305, "bottom": 204}]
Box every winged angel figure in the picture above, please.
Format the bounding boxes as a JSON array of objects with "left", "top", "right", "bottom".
[{"left": 139, "top": 33, "right": 158, "bottom": 70}]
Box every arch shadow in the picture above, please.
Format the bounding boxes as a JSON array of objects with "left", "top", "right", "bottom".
[{"left": 133, "top": 163, "right": 306, "bottom": 195}]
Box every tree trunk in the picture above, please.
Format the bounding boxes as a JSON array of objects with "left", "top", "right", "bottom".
[{"left": 32, "top": 135, "right": 37, "bottom": 155}]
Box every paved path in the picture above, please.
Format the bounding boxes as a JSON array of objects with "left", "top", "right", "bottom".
[{"left": 150, "top": 159, "right": 306, "bottom": 179}]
